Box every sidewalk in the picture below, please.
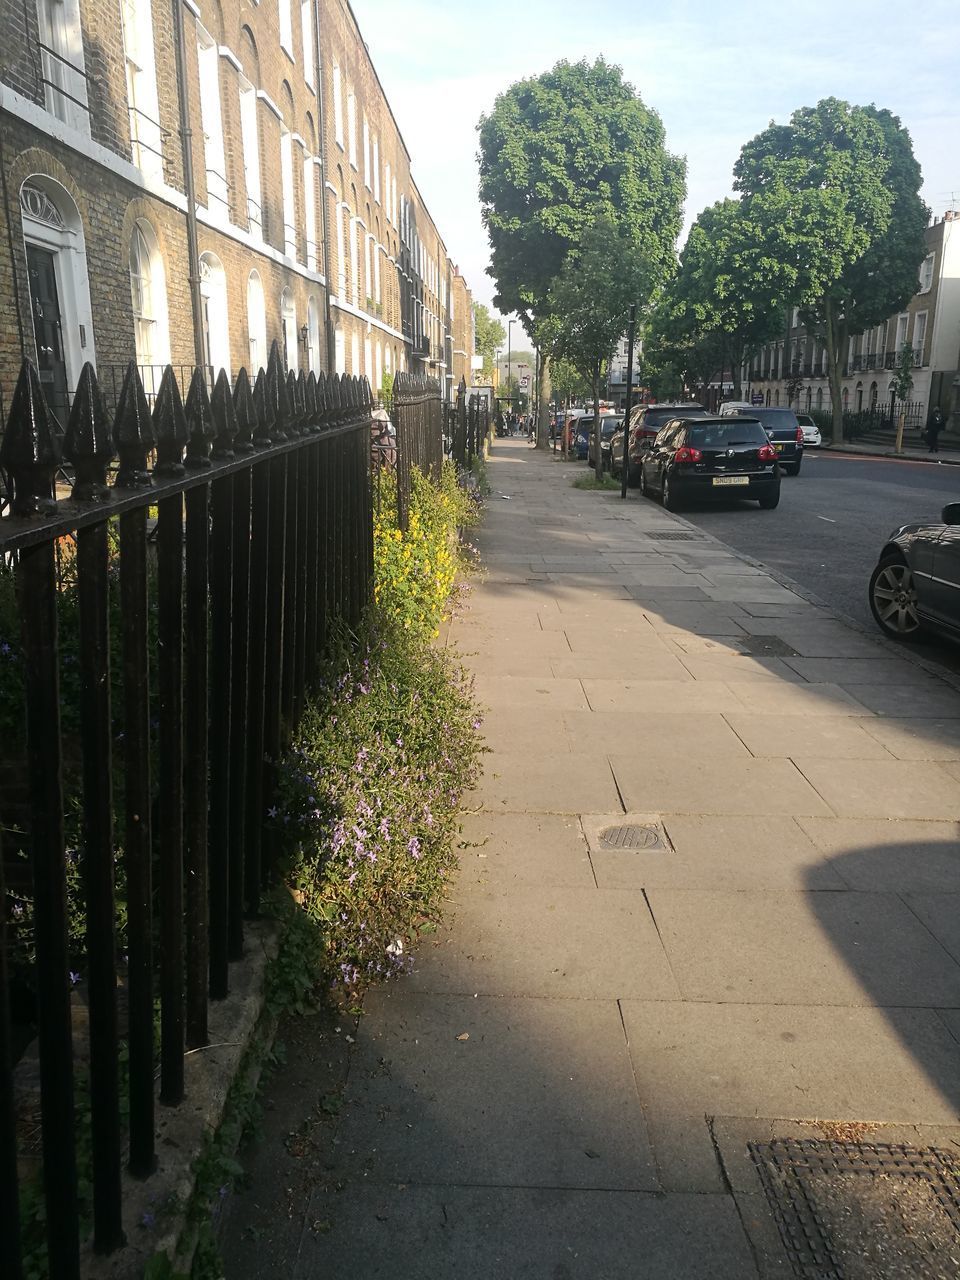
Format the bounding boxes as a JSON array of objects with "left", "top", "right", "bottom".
[
  {"left": 223, "top": 438, "right": 960, "bottom": 1278},
  {"left": 822, "top": 439, "right": 960, "bottom": 464}
]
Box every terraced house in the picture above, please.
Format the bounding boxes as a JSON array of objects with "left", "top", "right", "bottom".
[{"left": 0, "top": 0, "right": 473, "bottom": 418}]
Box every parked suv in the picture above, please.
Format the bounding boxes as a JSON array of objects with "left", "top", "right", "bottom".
[
  {"left": 610, "top": 402, "right": 709, "bottom": 485},
  {"left": 718, "top": 403, "right": 804, "bottom": 475}
]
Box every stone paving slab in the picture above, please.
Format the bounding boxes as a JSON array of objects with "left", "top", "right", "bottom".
[
  {"left": 471, "top": 706, "right": 568, "bottom": 756},
  {"left": 334, "top": 991, "right": 660, "bottom": 1190},
  {"left": 620, "top": 1000, "right": 960, "bottom": 1123},
  {"left": 722, "top": 680, "right": 871, "bottom": 716},
  {"left": 677, "top": 654, "right": 806, "bottom": 684},
  {"left": 582, "top": 678, "right": 747, "bottom": 714},
  {"left": 784, "top": 656, "right": 941, "bottom": 685},
  {"left": 722, "top": 713, "right": 897, "bottom": 759},
  {"left": 407, "top": 885, "right": 679, "bottom": 1000},
  {"left": 902, "top": 892, "right": 960, "bottom": 965},
  {"left": 456, "top": 812, "right": 594, "bottom": 892},
  {"left": 793, "top": 757, "right": 960, "bottom": 819},
  {"left": 644, "top": 889, "right": 960, "bottom": 1006},
  {"left": 859, "top": 715, "right": 960, "bottom": 759},
  {"left": 795, "top": 816, "right": 960, "bottom": 892},
  {"left": 294, "top": 1184, "right": 759, "bottom": 1279},
  {"left": 842, "top": 680, "right": 960, "bottom": 717},
  {"left": 562, "top": 709, "right": 752, "bottom": 759},
  {"left": 581, "top": 814, "right": 846, "bottom": 892},
  {"left": 473, "top": 674, "right": 591, "bottom": 711},
  {"left": 472, "top": 750, "right": 622, "bottom": 814},
  {"left": 611, "top": 754, "right": 835, "bottom": 816}
]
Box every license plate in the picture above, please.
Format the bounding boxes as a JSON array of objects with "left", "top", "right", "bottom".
[
  {"left": 774, "top": 443, "right": 784, "bottom": 453},
  {"left": 712, "top": 476, "right": 749, "bottom": 486}
]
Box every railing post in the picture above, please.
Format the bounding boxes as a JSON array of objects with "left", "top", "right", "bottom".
[{"left": 0, "top": 839, "right": 23, "bottom": 1280}]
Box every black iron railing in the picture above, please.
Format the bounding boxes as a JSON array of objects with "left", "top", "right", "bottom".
[
  {"left": 0, "top": 340, "right": 373, "bottom": 1278},
  {"left": 393, "top": 372, "right": 443, "bottom": 531}
]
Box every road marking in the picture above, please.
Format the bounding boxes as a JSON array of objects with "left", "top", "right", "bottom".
[{"left": 816, "top": 515, "right": 836, "bottom": 522}]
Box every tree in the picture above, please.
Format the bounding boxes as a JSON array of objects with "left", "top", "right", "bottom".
[
  {"left": 659, "top": 198, "right": 784, "bottom": 399},
  {"left": 550, "top": 217, "right": 656, "bottom": 478},
  {"left": 472, "top": 302, "right": 506, "bottom": 381},
  {"left": 550, "top": 356, "right": 589, "bottom": 406},
  {"left": 734, "top": 98, "right": 928, "bottom": 443},
  {"left": 478, "top": 56, "right": 685, "bottom": 448}
]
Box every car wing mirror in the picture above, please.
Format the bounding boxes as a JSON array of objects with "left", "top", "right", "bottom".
[{"left": 942, "top": 502, "right": 960, "bottom": 525}]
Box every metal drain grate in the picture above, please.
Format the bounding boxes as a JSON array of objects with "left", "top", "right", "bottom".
[
  {"left": 640, "top": 531, "right": 708, "bottom": 541},
  {"left": 749, "top": 1138, "right": 960, "bottom": 1279},
  {"left": 738, "top": 634, "right": 801, "bottom": 658},
  {"left": 598, "top": 823, "right": 664, "bottom": 851}
]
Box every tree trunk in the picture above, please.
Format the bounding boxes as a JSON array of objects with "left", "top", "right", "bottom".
[
  {"left": 823, "top": 299, "right": 845, "bottom": 445},
  {"left": 536, "top": 352, "right": 552, "bottom": 449}
]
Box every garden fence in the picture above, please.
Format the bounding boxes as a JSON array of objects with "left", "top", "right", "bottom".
[
  {"left": 0, "top": 339, "right": 373, "bottom": 1278},
  {"left": 392, "top": 372, "right": 443, "bottom": 532}
]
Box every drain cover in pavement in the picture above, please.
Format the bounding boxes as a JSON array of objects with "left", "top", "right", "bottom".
[
  {"left": 738, "top": 634, "right": 801, "bottom": 658},
  {"left": 749, "top": 1138, "right": 960, "bottom": 1279},
  {"left": 640, "top": 531, "right": 707, "bottom": 541},
  {"left": 597, "top": 824, "right": 664, "bottom": 851}
]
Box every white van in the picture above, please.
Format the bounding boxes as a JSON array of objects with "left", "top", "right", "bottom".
[{"left": 718, "top": 401, "right": 757, "bottom": 416}]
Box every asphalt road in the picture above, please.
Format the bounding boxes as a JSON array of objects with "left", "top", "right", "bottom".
[{"left": 674, "top": 450, "right": 960, "bottom": 674}]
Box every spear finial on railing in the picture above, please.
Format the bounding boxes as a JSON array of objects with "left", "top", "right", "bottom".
[
  {"left": 211, "top": 369, "right": 237, "bottom": 460},
  {"left": 153, "top": 365, "right": 188, "bottom": 476},
  {"left": 329, "top": 372, "right": 342, "bottom": 423},
  {"left": 305, "top": 370, "right": 319, "bottom": 432},
  {"left": 297, "top": 369, "right": 311, "bottom": 433},
  {"left": 286, "top": 369, "right": 302, "bottom": 436},
  {"left": 184, "top": 367, "right": 215, "bottom": 468},
  {"left": 64, "top": 362, "right": 114, "bottom": 501},
  {"left": 232, "top": 368, "right": 256, "bottom": 453},
  {"left": 266, "top": 341, "right": 289, "bottom": 440},
  {"left": 0, "top": 358, "right": 62, "bottom": 515},
  {"left": 114, "top": 360, "right": 154, "bottom": 487},
  {"left": 315, "top": 371, "right": 328, "bottom": 426},
  {"left": 252, "top": 368, "right": 274, "bottom": 447}
]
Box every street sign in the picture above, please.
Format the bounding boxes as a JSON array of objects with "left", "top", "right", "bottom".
[
  {"left": 751, "top": 392, "right": 763, "bottom": 405},
  {"left": 520, "top": 376, "right": 529, "bottom": 388}
]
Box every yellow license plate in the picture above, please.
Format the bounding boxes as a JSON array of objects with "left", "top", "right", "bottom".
[
  {"left": 774, "top": 443, "right": 784, "bottom": 452},
  {"left": 712, "top": 476, "right": 750, "bottom": 486}
]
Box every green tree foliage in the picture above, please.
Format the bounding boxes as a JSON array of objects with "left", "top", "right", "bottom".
[
  {"left": 472, "top": 302, "right": 506, "bottom": 380},
  {"left": 733, "top": 98, "right": 928, "bottom": 441},
  {"left": 654, "top": 198, "right": 783, "bottom": 398},
  {"left": 550, "top": 356, "right": 589, "bottom": 405},
  {"left": 550, "top": 217, "right": 655, "bottom": 477},
  {"left": 477, "top": 56, "right": 685, "bottom": 446}
]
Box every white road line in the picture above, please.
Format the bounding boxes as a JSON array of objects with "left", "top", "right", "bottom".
[{"left": 816, "top": 515, "right": 836, "bottom": 522}]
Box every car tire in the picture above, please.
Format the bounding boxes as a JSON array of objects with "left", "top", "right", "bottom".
[
  {"left": 758, "top": 487, "right": 780, "bottom": 509},
  {"left": 783, "top": 460, "right": 802, "bottom": 476},
  {"left": 639, "top": 466, "right": 651, "bottom": 498},
  {"left": 869, "top": 554, "right": 928, "bottom": 643},
  {"left": 662, "top": 473, "right": 680, "bottom": 511}
]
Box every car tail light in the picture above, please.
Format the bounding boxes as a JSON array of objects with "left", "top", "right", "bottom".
[
  {"left": 757, "top": 444, "right": 777, "bottom": 462},
  {"left": 673, "top": 446, "right": 702, "bottom": 463},
  {"left": 795, "top": 425, "right": 804, "bottom": 443}
]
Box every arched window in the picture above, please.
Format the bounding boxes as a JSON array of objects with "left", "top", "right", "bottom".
[
  {"left": 129, "top": 219, "right": 170, "bottom": 378},
  {"left": 239, "top": 28, "right": 262, "bottom": 238},
  {"left": 334, "top": 325, "right": 345, "bottom": 374},
  {"left": 20, "top": 176, "right": 95, "bottom": 415},
  {"left": 307, "top": 294, "right": 320, "bottom": 372},
  {"left": 855, "top": 381, "right": 863, "bottom": 412},
  {"left": 842, "top": 387, "right": 849, "bottom": 411},
  {"left": 869, "top": 381, "right": 878, "bottom": 409},
  {"left": 199, "top": 250, "right": 229, "bottom": 376},
  {"left": 816, "top": 387, "right": 823, "bottom": 411},
  {"left": 805, "top": 387, "right": 812, "bottom": 411},
  {"left": 246, "top": 270, "right": 266, "bottom": 372},
  {"left": 350, "top": 330, "right": 359, "bottom": 374},
  {"left": 281, "top": 287, "right": 297, "bottom": 372},
  {"left": 303, "top": 114, "right": 318, "bottom": 270},
  {"left": 197, "top": 26, "right": 228, "bottom": 215},
  {"left": 375, "top": 340, "right": 382, "bottom": 393},
  {"left": 363, "top": 335, "right": 371, "bottom": 378},
  {"left": 121, "top": 0, "right": 163, "bottom": 180},
  {"left": 280, "top": 83, "right": 296, "bottom": 259}
]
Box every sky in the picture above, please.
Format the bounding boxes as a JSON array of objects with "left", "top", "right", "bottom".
[{"left": 354, "top": 0, "right": 960, "bottom": 327}]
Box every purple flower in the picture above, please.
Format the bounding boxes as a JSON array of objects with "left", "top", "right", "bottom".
[
  {"left": 69, "top": 971, "right": 81, "bottom": 986},
  {"left": 140, "top": 1211, "right": 156, "bottom": 1229},
  {"left": 407, "top": 837, "right": 421, "bottom": 860}
]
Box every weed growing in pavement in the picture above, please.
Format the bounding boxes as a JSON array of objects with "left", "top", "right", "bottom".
[{"left": 571, "top": 472, "right": 621, "bottom": 490}]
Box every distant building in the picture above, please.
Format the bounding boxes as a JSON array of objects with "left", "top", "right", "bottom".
[
  {"left": 743, "top": 212, "right": 960, "bottom": 422},
  {"left": 606, "top": 331, "right": 644, "bottom": 410}
]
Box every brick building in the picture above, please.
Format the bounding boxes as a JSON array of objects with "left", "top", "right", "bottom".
[{"left": 0, "top": 0, "right": 472, "bottom": 416}]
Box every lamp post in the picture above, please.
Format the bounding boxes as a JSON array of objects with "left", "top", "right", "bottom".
[{"left": 507, "top": 319, "right": 515, "bottom": 421}]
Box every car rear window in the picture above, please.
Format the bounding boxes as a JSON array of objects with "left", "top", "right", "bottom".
[
  {"left": 736, "top": 408, "right": 798, "bottom": 429},
  {"left": 686, "top": 422, "right": 768, "bottom": 447}
]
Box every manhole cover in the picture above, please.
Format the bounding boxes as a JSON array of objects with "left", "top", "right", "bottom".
[
  {"left": 749, "top": 1138, "right": 960, "bottom": 1279},
  {"left": 738, "top": 634, "right": 801, "bottom": 658},
  {"left": 598, "top": 824, "right": 663, "bottom": 851},
  {"left": 640, "top": 531, "right": 708, "bottom": 541}
]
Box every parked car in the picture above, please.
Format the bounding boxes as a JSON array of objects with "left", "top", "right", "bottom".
[
  {"left": 638, "top": 416, "right": 781, "bottom": 511},
  {"left": 868, "top": 504, "right": 960, "bottom": 642},
  {"left": 586, "top": 414, "right": 624, "bottom": 469},
  {"left": 610, "top": 402, "right": 709, "bottom": 484},
  {"left": 796, "top": 414, "right": 822, "bottom": 448},
  {"left": 719, "top": 403, "right": 804, "bottom": 476}
]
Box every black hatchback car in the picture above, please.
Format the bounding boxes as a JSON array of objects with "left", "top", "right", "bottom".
[
  {"left": 610, "top": 402, "right": 709, "bottom": 485},
  {"left": 869, "top": 504, "right": 960, "bottom": 643},
  {"left": 719, "top": 405, "right": 804, "bottom": 475},
  {"left": 638, "top": 417, "right": 781, "bottom": 510}
]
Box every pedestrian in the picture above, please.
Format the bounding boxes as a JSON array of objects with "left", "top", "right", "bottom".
[{"left": 927, "top": 405, "right": 946, "bottom": 453}]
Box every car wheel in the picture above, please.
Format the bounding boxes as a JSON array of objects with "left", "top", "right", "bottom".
[
  {"left": 758, "top": 486, "right": 780, "bottom": 509},
  {"left": 869, "top": 554, "right": 927, "bottom": 642},
  {"left": 639, "top": 466, "right": 650, "bottom": 498},
  {"left": 783, "top": 460, "right": 801, "bottom": 476},
  {"left": 662, "top": 473, "right": 680, "bottom": 511}
]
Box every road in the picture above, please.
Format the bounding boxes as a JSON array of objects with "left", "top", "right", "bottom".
[{"left": 675, "top": 450, "right": 960, "bottom": 673}]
